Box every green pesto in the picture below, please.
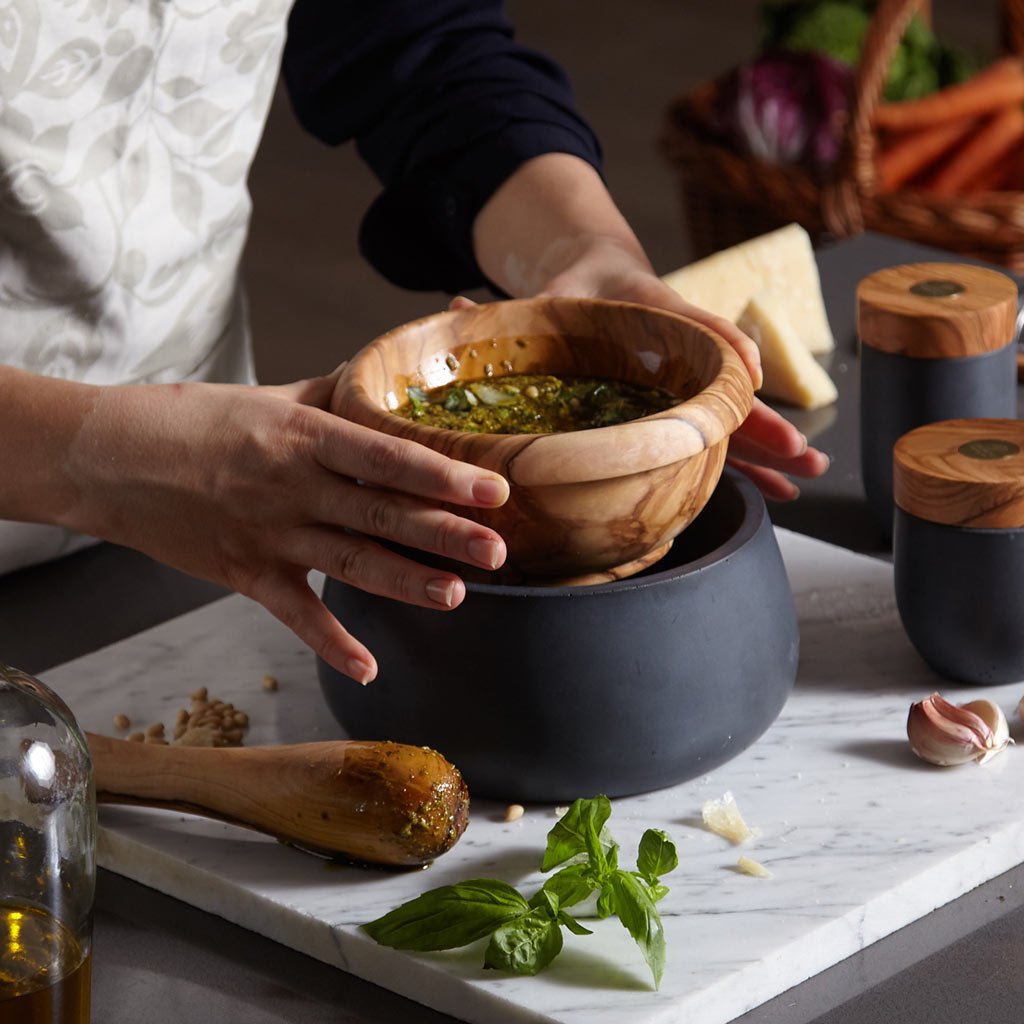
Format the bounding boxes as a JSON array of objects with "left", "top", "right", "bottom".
[{"left": 395, "top": 373, "right": 677, "bottom": 434}]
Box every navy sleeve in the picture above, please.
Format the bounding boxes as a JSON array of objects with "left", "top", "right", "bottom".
[{"left": 281, "top": 0, "right": 603, "bottom": 293}]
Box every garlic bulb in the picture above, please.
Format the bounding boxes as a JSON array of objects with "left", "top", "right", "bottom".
[{"left": 907, "top": 693, "right": 1011, "bottom": 767}]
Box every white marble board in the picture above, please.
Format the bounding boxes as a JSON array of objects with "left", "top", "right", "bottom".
[{"left": 41, "top": 529, "right": 1024, "bottom": 1024}]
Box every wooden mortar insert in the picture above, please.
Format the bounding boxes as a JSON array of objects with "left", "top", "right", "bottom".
[
  {"left": 857, "top": 263, "right": 1018, "bottom": 359},
  {"left": 893, "top": 419, "right": 1024, "bottom": 529}
]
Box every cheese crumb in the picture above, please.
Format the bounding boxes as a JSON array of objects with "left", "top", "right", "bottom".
[
  {"left": 736, "top": 856, "right": 772, "bottom": 878},
  {"left": 701, "top": 791, "right": 761, "bottom": 844}
]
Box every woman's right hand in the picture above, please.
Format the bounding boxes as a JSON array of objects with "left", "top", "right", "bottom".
[{"left": 5, "top": 366, "right": 509, "bottom": 684}]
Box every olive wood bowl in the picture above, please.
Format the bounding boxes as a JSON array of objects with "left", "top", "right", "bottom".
[{"left": 330, "top": 297, "right": 753, "bottom": 582}]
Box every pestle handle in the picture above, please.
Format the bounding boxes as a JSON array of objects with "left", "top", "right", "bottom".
[{"left": 85, "top": 733, "right": 470, "bottom": 867}]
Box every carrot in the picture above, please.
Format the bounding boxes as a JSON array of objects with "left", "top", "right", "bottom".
[
  {"left": 1000, "top": 139, "right": 1024, "bottom": 191},
  {"left": 874, "top": 57, "right": 1024, "bottom": 132},
  {"left": 926, "top": 106, "right": 1024, "bottom": 195},
  {"left": 962, "top": 149, "right": 1017, "bottom": 192},
  {"left": 876, "top": 116, "right": 979, "bottom": 191}
]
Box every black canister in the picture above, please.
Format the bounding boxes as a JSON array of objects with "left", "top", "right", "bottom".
[
  {"left": 894, "top": 418, "right": 1024, "bottom": 685},
  {"left": 857, "top": 263, "right": 1018, "bottom": 541}
]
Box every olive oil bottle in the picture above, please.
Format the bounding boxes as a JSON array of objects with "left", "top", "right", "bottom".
[
  {"left": 0, "top": 903, "right": 91, "bottom": 1023},
  {"left": 1, "top": 664, "right": 95, "bottom": 1023}
]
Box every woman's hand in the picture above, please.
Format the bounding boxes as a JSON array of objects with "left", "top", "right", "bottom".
[
  {"left": 526, "top": 238, "right": 830, "bottom": 500},
  {"left": 470, "top": 154, "right": 830, "bottom": 500},
  {"left": 49, "top": 368, "right": 509, "bottom": 684}
]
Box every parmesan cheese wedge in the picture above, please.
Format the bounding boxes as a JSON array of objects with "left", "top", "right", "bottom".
[
  {"left": 736, "top": 291, "right": 838, "bottom": 411},
  {"left": 661, "top": 223, "right": 835, "bottom": 353},
  {"left": 701, "top": 791, "right": 761, "bottom": 845}
]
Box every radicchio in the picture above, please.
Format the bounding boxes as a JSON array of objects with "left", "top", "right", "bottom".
[{"left": 712, "top": 50, "right": 855, "bottom": 166}]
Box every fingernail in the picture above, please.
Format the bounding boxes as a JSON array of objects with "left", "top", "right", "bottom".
[
  {"left": 468, "top": 537, "right": 502, "bottom": 569},
  {"left": 426, "top": 578, "right": 456, "bottom": 608},
  {"left": 345, "top": 658, "right": 374, "bottom": 685},
  {"left": 472, "top": 476, "right": 508, "bottom": 506}
]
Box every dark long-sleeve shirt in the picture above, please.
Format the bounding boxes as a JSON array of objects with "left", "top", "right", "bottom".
[{"left": 282, "top": 1, "right": 603, "bottom": 293}]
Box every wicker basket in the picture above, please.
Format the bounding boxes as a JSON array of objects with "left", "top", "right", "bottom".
[{"left": 661, "top": 0, "right": 1024, "bottom": 272}]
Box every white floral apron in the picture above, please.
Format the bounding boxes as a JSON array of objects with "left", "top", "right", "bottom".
[{"left": 0, "top": 0, "right": 292, "bottom": 572}]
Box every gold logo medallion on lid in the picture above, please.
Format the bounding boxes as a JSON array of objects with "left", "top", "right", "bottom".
[
  {"left": 958, "top": 439, "right": 1021, "bottom": 461},
  {"left": 909, "top": 279, "right": 965, "bottom": 299}
]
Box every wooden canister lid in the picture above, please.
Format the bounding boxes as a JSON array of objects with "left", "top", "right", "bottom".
[
  {"left": 857, "top": 263, "right": 1018, "bottom": 358},
  {"left": 894, "top": 419, "right": 1024, "bottom": 527}
]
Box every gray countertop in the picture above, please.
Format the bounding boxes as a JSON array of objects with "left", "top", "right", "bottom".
[{"left": 4, "top": 231, "right": 1024, "bottom": 1023}]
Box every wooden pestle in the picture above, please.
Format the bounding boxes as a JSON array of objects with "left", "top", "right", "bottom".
[{"left": 86, "top": 733, "right": 470, "bottom": 867}]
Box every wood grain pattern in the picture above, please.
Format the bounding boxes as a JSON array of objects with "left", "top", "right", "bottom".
[
  {"left": 330, "top": 297, "right": 753, "bottom": 581},
  {"left": 857, "top": 262, "right": 1018, "bottom": 358},
  {"left": 893, "top": 418, "right": 1024, "bottom": 527},
  {"left": 87, "top": 734, "right": 470, "bottom": 867}
]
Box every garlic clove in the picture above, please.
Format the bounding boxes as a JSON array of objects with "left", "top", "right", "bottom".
[
  {"left": 907, "top": 693, "right": 1010, "bottom": 767},
  {"left": 960, "top": 699, "right": 1012, "bottom": 764}
]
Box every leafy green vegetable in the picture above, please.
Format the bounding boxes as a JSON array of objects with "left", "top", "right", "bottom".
[
  {"left": 606, "top": 870, "right": 666, "bottom": 988},
  {"left": 406, "top": 386, "right": 427, "bottom": 413},
  {"left": 540, "top": 864, "right": 596, "bottom": 909},
  {"left": 484, "top": 910, "right": 564, "bottom": 975},
  {"left": 775, "top": 1, "right": 869, "bottom": 67},
  {"left": 361, "top": 879, "right": 529, "bottom": 950},
  {"left": 541, "top": 794, "right": 614, "bottom": 871},
  {"left": 442, "top": 387, "right": 474, "bottom": 413},
  {"left": 362, "top": 796, "right": 679, "bottom": 989},
  {"left": 758, "top": 0, "right": 979, "bottom": 102},
  {"left": 637, "top": 828, "right": 679, "bottom": 891}
]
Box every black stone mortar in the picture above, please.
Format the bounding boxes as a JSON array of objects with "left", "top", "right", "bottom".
[{"left": 317, "top": 469, "right": 799, "bottom": 801}]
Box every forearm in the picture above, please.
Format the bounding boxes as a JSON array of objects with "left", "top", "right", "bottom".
[
  {"left": 472, "top": 153, "right": 651, "bottom": 298},
  {"left": 0, "top": 366, "right": 95, "bottom": 528}
]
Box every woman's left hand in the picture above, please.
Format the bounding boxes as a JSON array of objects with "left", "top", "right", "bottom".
[
  {"left": 454, "top": 236, "right": 830, "bottom": 501},
  {"left": 469, "top": 153, "right": 830, "bottom": 499}
]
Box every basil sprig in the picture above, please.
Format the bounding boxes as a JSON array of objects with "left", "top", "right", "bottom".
[{"left": 363, "top": 795, "right": 678, "bottom": 988}]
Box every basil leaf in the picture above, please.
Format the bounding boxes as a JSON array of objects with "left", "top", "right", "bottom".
[
  {"left": 443, "top": 387, "right": 471, "bottom": 413},
  {"left": 541, "top": 864, "right": 597, "bottom": 909},
  {"left": 647, "top": 882, "right": 670, "bottom": 903},
  {"left": 528, "top": 887, "right": 560, "bottom": 918},
  {"left": 542, "top": 795, "right": 612, "bottom": 872},
  {"left": 608, "top": 870, "right": 666, "bottom": 989},
  {"left": 484, "top": 910, "right": 564, "bottom": 975},
  {"left": 596, "top": 883, "right": 617, "bottom": 919},
  {"left": 605, "top": 841, "right": 620, "bottom": 872},
  {"left": 558, "top": 910, "right": 593, "bottom": 936},
  {"left": 363, "top": 879, "right": 529, "bottom": 951},
  {"left": 637, "top": 829, "right": 679, "bottom": 882}
]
